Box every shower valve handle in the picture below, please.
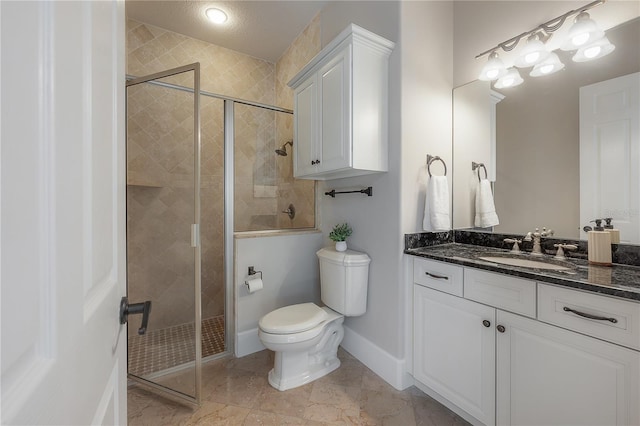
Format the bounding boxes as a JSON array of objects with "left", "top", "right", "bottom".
[{"left": 120, "top": 297, "right": 152, "bottom": 335}]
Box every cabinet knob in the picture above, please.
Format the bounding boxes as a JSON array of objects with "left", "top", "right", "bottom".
[
  {"left": 482, "top": 320, "right": 491, "bottom": 328},
  {"left": 311, "top": 160, "right": 317, "bottom": 165},
  {"left": 316, "top": 159, "right": 320, "bottom": 164},
  {"left": 497, "top": 325, "right": 506, "bottom": 333}
]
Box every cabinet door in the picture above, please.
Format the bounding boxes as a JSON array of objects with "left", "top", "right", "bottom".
[
  {"left": 318, "top": 45, "right": 351, "bottom": 173},
  {"left": 414, "top": 286, "right": 496, "bottom": 425},
  {"left": 496, "top": 310, "right": 640, "bottom": 426},
  {"left": 293, "top": 74, "right": 317, "bottom": 177}
]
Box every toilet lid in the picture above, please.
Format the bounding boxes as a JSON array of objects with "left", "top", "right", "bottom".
[{"left": 259, "top": 303, "right": 328, "bottom": 334}]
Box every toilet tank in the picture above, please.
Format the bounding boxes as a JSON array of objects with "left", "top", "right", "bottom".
[{"left": 316, "top": 248, "right": 371, "bottom": 316}]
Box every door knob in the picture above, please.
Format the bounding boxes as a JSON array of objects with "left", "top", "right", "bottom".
[{"left": 120, "top": 297, "right": 151, "bottom": 335}]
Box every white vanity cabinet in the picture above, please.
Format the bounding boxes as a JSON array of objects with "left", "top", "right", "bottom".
[
  {"left": 288, "top": 24, "right": 394, "bottom": 180},
  {"left": 496, "top": 310, "right": 639, "bottom": 426},
  {"left": 414, "top": 284, "right": 496, "bottom": 425},
  {"left": 411, "top": 257, "right": 640, "bottom": 426}
]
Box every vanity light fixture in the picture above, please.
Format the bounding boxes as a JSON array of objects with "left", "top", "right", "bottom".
[
  {"left": 494, "top": 68, "right": 524, "bottom": 89},
  {"left": 530, "top": 52, "right": 565, "bottom": 77},
  {"left": 475, "top": 0, "right": 610, "bottom": 85},
  {"left": 478, "top": 51, "right": 508, "bottom": 81},
  {"left": 514, "top": 34, "right": 550, "bottom": 68},
  {"left": 206, "top": 7, "right": 228, "bottom": 24},
  {"left": 572, "top": 36, "right": 615, "bottom": 62},
  {"left": 560, "top": 11, "right": 605, "bottom": 51}
]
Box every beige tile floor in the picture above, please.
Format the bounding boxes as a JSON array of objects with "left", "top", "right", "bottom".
[{"left": 128, "top": 348, "right": 470, "bottom": 426}]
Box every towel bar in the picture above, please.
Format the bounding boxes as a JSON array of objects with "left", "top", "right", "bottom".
[
  {"left": 324, "top": 187, "right": 373, "bottom": 198},
  {"left": 472, "top": 162, "right": 488, "bottom": 182},
  {"left": 426, "top": 155, "right": 447, "bottom": 177}
]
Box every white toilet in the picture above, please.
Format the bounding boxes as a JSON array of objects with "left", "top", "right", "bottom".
[{"left": 258, "top": 247, "right": 371, "bottom": 391}]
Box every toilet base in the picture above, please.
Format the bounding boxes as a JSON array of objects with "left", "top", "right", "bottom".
[
  {"left": 268, "top": 356, "right": 340, "bottom": 391},
  {"left": 266, "top": 317, "right": 344, "bottom": 391}
]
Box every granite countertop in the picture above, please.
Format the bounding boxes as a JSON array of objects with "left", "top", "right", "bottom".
[{"left": 405, "top": 243, "right": 640, "bottom": 302}]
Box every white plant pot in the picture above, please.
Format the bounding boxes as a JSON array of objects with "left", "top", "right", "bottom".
[{"left": 335, "top": 241, "right": 347, "bottom": 252}]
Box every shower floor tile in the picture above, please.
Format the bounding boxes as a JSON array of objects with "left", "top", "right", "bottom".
[{"left": 128, "top": 315, "right": 225, "bottom": 377}]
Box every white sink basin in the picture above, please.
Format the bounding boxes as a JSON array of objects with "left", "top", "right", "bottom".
[{"left": 478, "top": 256, "right": 574, "bottom": 271}]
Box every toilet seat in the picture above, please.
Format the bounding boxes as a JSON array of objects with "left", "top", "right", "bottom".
[{"left": 259, "top": 302, "right": 327, "bottom": 334}]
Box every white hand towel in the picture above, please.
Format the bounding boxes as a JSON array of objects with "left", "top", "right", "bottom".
[
  {"left": 474, "top": 178, "right": 499, "bottom": 228},
  {"left": 423, "top": 175, "right": 450, "bottom": 231}
]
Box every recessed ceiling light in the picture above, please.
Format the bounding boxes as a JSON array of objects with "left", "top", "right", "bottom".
[{"left": 206, "top": 8, "right": 228, "bottom": 24}]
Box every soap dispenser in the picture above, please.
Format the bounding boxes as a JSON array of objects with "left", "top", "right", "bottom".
[
  {"left": 584, "top": 219, "right": 612, "bottom": 266},
  {"left": 603, "top": 218, "right": 621, "bottom": 244}
]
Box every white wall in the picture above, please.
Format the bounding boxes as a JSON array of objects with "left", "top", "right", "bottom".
[
  {"left": 234, "top": 231, "right": 323, "bottom": 356},
  {"left": 400, "top": 1, "right": 454, "bottom": 234},
  {"left": 314, "top": 2, "right": 453, "bottom": 379},
  {"left": 316, "top": 1, "right": 404, "bottom": 363},
  {"left": 452, "top": 80, "right": 492, "bottom": 229}
]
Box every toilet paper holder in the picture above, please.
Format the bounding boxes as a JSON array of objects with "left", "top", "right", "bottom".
[{"left": 246, "top": 266, "right": 263, "bottom": 288}]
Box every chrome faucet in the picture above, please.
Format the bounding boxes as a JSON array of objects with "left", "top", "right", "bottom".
[{"left": 524, "top": 227, "right": 554, "bottom": 256}]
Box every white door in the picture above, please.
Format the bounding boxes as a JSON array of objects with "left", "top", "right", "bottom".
[
  {"left": 1, "top": 1, "right": 127, "bottom": 425},
  {"left": 413, "top": 286, "right": 496, "bottom": 425},
  {"left": 496, "top": 310, "right": 640, "bottom": 426},
  {"left": 293, "top": 75, "right": 317, "bottom": 177},
  {"left": 319, "top": 46, "right": 351, "bottom": 173},
  {"left": 580, "top": 72, "right": 640, "bottom": 243}
]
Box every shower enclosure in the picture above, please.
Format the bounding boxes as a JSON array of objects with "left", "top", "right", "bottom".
[{"left": 125, "top": 63, "right": 313, "bottom": 404}]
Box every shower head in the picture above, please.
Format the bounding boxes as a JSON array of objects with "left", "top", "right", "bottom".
[{"left": 275, "top": 140, "right": 293, "bottom": 157}]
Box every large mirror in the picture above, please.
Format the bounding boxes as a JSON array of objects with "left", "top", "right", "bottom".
[{"left": 453, "top": 17, "right": 640, "bottom": 244}]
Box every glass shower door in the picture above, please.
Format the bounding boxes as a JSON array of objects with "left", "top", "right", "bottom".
[{"left": 125, "top": 64, "right": 202, "bottom": 403}]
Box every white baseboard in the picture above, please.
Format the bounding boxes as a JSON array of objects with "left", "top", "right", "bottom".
[
  {"left": 236, "top": 327, "right": 265, "bottom": 358},
  {"left": 340, "top": 325, "right": 413, "bottom": 391}
]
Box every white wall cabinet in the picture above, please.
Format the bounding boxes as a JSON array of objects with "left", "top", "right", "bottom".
[
  {"left": 288, "top": 24, "right": 394, "bottom": 180},
  {"left": 412, "top": 257, "right": 640, "bottom": 426}
]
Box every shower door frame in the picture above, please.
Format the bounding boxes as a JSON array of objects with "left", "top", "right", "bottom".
[
  {"left": 126, "top": 63, "right": 297, "bottom": 404},
  {"left": 125, "top": 63, "right": 203, "bottom": 404}
]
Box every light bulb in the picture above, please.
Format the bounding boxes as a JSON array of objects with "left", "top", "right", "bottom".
[
  {"left": 206, "top": 8, "right": 228, "bottom": 24},
  {"left": 494, "top": 68, "right": 523, "bottom": 89},
  {"left": 572, "top": 33, "right": 590, "bottom": 47},
  {"left": 514, "top": 34, "right": 549, "bottom": 68},
  {"left": 524, "top": 51, "right": 540, "bottom": 64},
  {"left": 478, "top": 51, "right": 507, "bottom": 81},
  {"left": 540, "top": 64, "right": 554, "bottom": 74},
  {"left": 530, "top": 52, "right": 565, "bottom": 77},
  {"left": 561, "top": 12, "right": 604, "bottom": 51},
  {"left": 486, "top": 69, "right": 500, "bottom": 79},
  {"left": 572, "top": 36, "right": 615, "bottom": 62},
  {"left": 584, "top": 45, "right": 602, "bottom": 58}
]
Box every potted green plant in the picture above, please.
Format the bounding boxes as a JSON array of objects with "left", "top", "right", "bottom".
[{"left": 329, "top": 223, "right": 352, "bottom": 252}]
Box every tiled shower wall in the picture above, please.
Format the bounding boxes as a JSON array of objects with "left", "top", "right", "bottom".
[
  {"left": 274, "top": 14, "right": 321, "bottom": 229},
  {"left": 125, "top": 18, "right": 317, "bottom": 331}
]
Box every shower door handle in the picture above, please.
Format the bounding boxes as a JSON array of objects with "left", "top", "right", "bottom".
[{"left": 120, "top": 297, "right": 152, "bottom": 335}]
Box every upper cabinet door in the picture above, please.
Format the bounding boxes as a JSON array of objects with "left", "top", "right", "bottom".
[
  {"left": 318, "top": 45, "right": 352, "bottom": 174},
  {"left": 293, "top": 74, "right": 317, "bottom": 177}
]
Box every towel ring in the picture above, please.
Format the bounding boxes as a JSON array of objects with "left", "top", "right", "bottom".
[
  {"left": 427, "top": 155, "right": 447, "bottom": 177},
  {"left": 472, "top": 162, "right": 488, "bottom": 182}
]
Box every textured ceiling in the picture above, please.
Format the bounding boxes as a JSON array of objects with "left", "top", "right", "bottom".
[{"left": 126, "top": 1, "right": 327, "bottom": 63}]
